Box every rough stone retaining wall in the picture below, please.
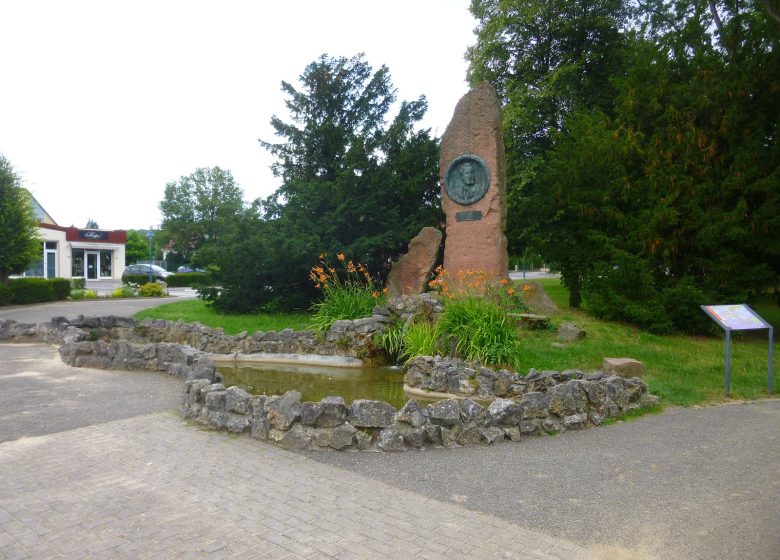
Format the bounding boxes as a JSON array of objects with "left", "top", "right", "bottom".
[
  {"left": 1, "top": 314, "right": 659, "bottom": 453},
  {"left": 182, "top": 369, "right": 656, "bottom": 452}
]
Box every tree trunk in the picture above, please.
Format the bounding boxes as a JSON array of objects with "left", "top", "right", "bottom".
[{"left": 568, "top": 275, "right": 582, "bottom": 309}]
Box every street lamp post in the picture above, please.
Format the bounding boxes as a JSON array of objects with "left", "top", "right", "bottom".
[{"left": 146, "top": 230, "right": 154, "bottom": 284}]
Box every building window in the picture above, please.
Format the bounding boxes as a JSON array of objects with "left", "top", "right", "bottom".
[
  {"left": 100, "top": 250, "right": 112, "bottom": 277},
  {"left": 72, "top": 249, "right": 84, "bottom": 277}
]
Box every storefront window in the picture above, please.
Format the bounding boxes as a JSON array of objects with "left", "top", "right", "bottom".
[
  {"left": 24, "top": 243, "right": 44, "bottom": 277},
  {"left": 72, "top": 249, "right": 84, "bottom": 277},
  {"left": 100, "top": 251, "right": 112, "bottom": 278}
]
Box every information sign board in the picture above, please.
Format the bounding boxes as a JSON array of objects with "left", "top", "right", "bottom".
[{"left": 701, "top": 304, "right": 773, "bottom": 396}]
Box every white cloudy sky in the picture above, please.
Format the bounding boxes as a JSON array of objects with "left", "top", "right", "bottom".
[{"left": 0, "top": 0, "right": 477, "bottom": 230}]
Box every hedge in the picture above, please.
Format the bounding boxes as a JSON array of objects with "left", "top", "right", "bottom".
[
  {"left": 0, "top": 277, "right": 72, "bottom": 306},
  {"left": 123, "top": 274, "right": 156, "bottom": 286},
  {"left": 165, "top": 272, "right": 211, "bottom": 287}
]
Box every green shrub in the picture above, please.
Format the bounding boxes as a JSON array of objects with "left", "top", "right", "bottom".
[
  {"left": 70, "top": 278, "right": 86, "bottom": 290},
  {"left": 0, "top": 283, "right": 11, "bottom": 305},
  {"left": 123, "top": 274, "right": 153, "bottom": 286},
  {"left": 166, "top": 272, "right": 210, "bottom": 287},
  {"left": 434, "top": 296, "right": 522, "bottom": 368},
  {"left": 139, "top": 282, "right": 165, "bottom": 297},
  {"left": 309, "top": 254, "right": 384, "bottom": 332},
  {"left": 111, "top": 285, "right": 138, "bottom": 298},
  {"left": 51, "top": 278, "right": 71, "bottom": 300},
  {"left": 8, "top": 278, "right": 55, "bottom": 305}
]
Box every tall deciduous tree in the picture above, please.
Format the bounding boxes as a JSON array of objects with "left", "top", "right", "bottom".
[
  {"left": 0, "top": 155, "right": 40, "bottom": 283},
  {"left": 159, "top": 166, "right": 244, "bottom": 263}
]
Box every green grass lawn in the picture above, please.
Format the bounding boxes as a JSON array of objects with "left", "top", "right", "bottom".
[
  {"left": 138, "top": 284, "right": 778, "bottom": 407},
  {"left": 134, "top": 299, "right": 311, "bottom": 333},
  {"left": 521, "top": 277, "right": 778, "bottom": 407}
]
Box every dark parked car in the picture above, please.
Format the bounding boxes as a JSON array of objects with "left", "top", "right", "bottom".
[{"left": 122, "top": 264, "right": 172, "bottom": 282}]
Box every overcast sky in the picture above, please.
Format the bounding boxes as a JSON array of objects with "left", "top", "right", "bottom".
[{"left": 1, "top": 0, "right": 477, "bottom": 230}]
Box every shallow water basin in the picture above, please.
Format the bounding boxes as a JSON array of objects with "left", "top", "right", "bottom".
[{"left": 218, "top": 363, "right": 409, "bottom": 408}]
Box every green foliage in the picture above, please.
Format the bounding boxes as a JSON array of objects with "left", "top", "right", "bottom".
[
  {"left": 0, "top": 282, "right": 10, "bottom": 305},
  {"left": 165, "top": 272, "right": 210, "bottom": 287},
  {"left": 434, "top": 296, "right": 522, "bottom": 368},
  {"left": 374, "top": 320, "right": 405, "bottom": 361},
  {"left": 124, "top": 231, "right": 150, "bottom": 265},
  {"left": 111, "top": 285, "right": 138, "bottom": 298},
  {"left": 0, "top": 155, "right": 41, "bottom": 282},
  {"left": 309, "top": 254, "right": 384, "bottom": 332},
  {"left": 207, "top": 53, "right": 440, "bottom": 313},
  {"left": 70, "top": 278, "right": 86, "bottom": 290},
  {"left": 5, "top": 278, "right": 54, "bottom": 304},
  {"left": 467, "top": 0, "right": 780, "bottom": 330},
  {"left": 133, "top": 299, "right": 311, "bottom": 334},
  {"left": 159, "top": 166, "right": 245, "bottom": 264},
  {"left": 400, "top": 321, "right": 439, "bottom": 362},
  {"left": 50, "top": 278, "right": 71, "bottom": 300},
  {"left": 139, "top": 282, "right": 165, "bottom": 297},
  {"left": 70, "top": 289, "right": 97, "bottom": 300},
  {"left": 123, "top": 274, "right": 153, "bottom": 286}
]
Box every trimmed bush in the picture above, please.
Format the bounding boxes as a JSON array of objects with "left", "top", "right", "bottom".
[
  {"left": 0, "top": 283, "right": 11, "bottom": 305},
  {"left": 123, "top": 274, "right": 153, "bottom": 286},
  {"left": 70, "top": 278, "right": 86, "bottom": 290},
  {"left": 166, "top": 272, "right": 210, "bottom": 287},
  {"left": 51, "top": 278, "right": 71, "bottom": 300},
  {"left": 7, "top": 278, "right": 55, "bottom": 305},
  {"left": 139, "top": 282, "right": 165, "bottom": 297}
]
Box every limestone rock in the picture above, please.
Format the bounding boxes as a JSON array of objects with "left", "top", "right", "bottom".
[
  {"left": 426, "top": 399, "right": 461, "bottom": 427},
  {"left": 267, "top": 390, "right": 302, "bottom": 430},
  {"left": 487, "top": 398, "right": 522, "bottom": 426},
  {"left": 518, "top": 280, "right": 559, "bottom": 315},
  {"left": 314, "top": 423, "right": 357, "bottom": 450},
  {"left": 396, "top": 399, "right": 427, "bottom": 428},
  {"left": 385, "top": 227, "right": 442, "bottom": 297},
  {"left": 301, "top": 396, "right": 347, "bottom": 428},
  {"left": 558, "top": 322, "right": 586, "bottom": 342},
  {"left": 603, "top": 357, "right": 645, "bottom": 378},
  {"left": 224, "top": 386, "right": 251, "bottom": 414},
  {"left": 377, "top": 427, "right": 406, "bottom": 452},
  {"left": 349, "top": 399, "right": 396, "bottom": 428}
]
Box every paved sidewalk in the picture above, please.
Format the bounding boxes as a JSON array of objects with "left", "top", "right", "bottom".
[
  {"left": 0, "top": 413, "right": 596, "bottom": 560},
  {"left": 0, "top": 343, "right": 596, "bottom": 560}
]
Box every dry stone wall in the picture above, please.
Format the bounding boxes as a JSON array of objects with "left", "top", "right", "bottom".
[
  {"left": 1, "top": 314, "right": 659, "bottom": 453},
  {"left": 182, "top": 369, "right": 657, "bottom": 452}
]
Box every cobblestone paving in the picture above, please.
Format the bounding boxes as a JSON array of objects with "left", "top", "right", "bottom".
[{"left": 0, "top": 413, "right": 598, "bottom": 560}]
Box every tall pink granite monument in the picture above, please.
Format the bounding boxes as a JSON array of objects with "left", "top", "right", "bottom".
[{"left": 440, "top": 81, "right": 508, "bottom": 282}]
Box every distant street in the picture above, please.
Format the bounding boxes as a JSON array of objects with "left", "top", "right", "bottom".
[{"left": 0, "top": 290, "right": 195, "bottom": 324}]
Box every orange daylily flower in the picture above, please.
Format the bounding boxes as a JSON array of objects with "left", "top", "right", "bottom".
[{"left": 337, "top": 252, "right": 346, "bottom": 261}]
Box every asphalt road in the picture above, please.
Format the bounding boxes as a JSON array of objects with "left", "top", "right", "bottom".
[
  {"left": 305, "top": 400, "right": 780, "bottom": 560},
  {"left": 0, "top": 291, "right": 195, "bottom": 324}
]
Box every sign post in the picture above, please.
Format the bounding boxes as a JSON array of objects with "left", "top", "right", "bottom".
[{"left": 701, "top": 304, "right": 774, "bottom": 396}]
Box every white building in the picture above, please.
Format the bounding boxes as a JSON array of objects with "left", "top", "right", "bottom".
[{"left": 25, "top": 194, "right": 127, "bottom": 281}]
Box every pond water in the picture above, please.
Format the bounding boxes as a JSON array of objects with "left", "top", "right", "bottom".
[{"left": 218, "top": 363, "right": 410, "bottom": 408}]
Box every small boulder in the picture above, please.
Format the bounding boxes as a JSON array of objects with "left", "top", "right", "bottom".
[
  {"left": 603, "top": 357, "right": 645, "bottom": 378},
  {"left": 558, "top": 322, "right": 586, "bottom": 342}
]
